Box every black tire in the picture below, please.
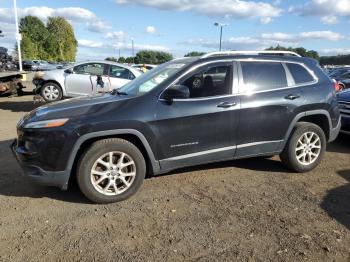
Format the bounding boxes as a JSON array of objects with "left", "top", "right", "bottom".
[
  {"left": 280, "top": 122, "right": 326, "bottom": 173},
  {"left": 77, "top": 138, "right": 146, "bottom": 204},
  {"left": 40, "top": 82, "right": 63, "bottom": 102}
]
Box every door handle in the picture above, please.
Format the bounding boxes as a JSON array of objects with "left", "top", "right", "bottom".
[
  {"left": 217, "top": 102, "right": 237, "bottom": 108},
  {"left": 285, "top": 94, "right": 300, "bottom": 100}
]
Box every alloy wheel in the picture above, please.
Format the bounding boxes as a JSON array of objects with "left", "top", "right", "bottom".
[
  {"left": 90, "top": 151, "right": 136, "bottom": 196},
  {"left": 295, "top": 131, "right": 321, "bottom": 166}
]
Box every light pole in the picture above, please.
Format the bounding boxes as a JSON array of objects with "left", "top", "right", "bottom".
[
  {"left": 131, "top": 38, "right": 135, "bottom": 64},
  {"left": 214, "top": 22, "right": 228, "bottom": 51},
  {"left": 14, "top": 0, "right": 22, "bottom": 71}
]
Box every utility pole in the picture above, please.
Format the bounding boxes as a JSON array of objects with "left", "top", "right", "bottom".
[
  {"left": 14, "top": 0, "right": 22, "bottom": 71},
  {"left": 131, "top": 38, "right": 135, "bottom": 64}
]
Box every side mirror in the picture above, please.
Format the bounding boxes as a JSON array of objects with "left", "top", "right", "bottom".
[
  {"left": 64, "top": 68, "right": 73, "bottom": 74},
  {"left": 162, "top": 84, "right": 190, "bottom": 103}
]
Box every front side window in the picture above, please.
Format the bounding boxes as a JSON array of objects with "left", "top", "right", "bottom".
[
  {"left": 241, "top": 61, "right": 287, "bottom": 92},
  {"left": 286, "top": 63, "right": 314, "bottom": 84},
  {"left": 109, "top": 65, "right": 135, "bottom": 80},
  {"left": 73, "top": 63, "right": 105, "bottom": 75},
  {"left": 179, "top": 65, "right": 232, "bottom": 98}
]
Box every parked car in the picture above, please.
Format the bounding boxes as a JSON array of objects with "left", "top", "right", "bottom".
[
  {"left": 12, "top": 51, "right": 341, "bottom": 203},
  {"left": 332, "top": 70, "right": 350, "bottom": 90},
  {"left": 22, "top": 60, "right": 36, "bottom": 71},
  {"left": 33, "top": 60, "right": 61, "bottom": 71},
  {"left": 337, "top": 89, "right": 350, "bottom": 135},
  {"left": 33, "top": 60, "right": 142, "bottom": 102}
]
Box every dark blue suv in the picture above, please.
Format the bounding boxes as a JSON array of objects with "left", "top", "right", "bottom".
[{"left": 12, "top": 51, "right": 341, "bottom": 203}]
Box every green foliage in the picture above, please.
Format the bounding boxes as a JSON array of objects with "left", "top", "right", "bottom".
[
  {"left": 135, "top": 50, "right": 173, "bottom": 64},
  {"left": 105, "top": 57, "right": 118, "bottom": 62},
  {"left": 320, "top": 55, "right": 350, "bottom": 66},
  {"left": 184, "top": 51, "right": 206, "bottom": 57},
  {"left": 125, "top": 57, "right": 135, "bottom": 64},
  {"left": 46, "top": 17, "right": 77, "bottom": 62},
  {"left": 19, "top": 15, "right": 77, "bottom": 61},
  {"left": 118, "top": 57, "right": 126, "bottom": 63},
  {"left": 265, "top": 45, "right": 320, "bottom": 60}
]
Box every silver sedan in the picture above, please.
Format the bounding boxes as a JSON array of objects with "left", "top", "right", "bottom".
[{"left": 33, "top": 61, "right": 142, "bottom": 102}]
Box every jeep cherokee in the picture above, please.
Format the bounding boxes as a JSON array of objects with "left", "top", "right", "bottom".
[{"left": 12, "top": 51, "right": 341, "bottom": 203}]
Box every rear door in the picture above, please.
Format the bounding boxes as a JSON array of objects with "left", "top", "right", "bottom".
[
  {"left": 65, "top": 63, "right": 107, "bottom": 96},
  {"left": 236, "top": 60, "right": 307, "bottom": 157}
]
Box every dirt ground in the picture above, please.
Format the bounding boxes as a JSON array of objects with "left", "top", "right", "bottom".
[{"left": 0, "top": 84, "right": 349, "bottom": 261}]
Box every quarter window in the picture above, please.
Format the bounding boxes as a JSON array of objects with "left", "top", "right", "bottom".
[
  {"left": 241, "top": 62, "right": 287, "bottom": 92},
  {"left": 73, "top": 63, "right": 105, "bottom": 75},
  {"left": 286, "top": 63, "right": 314, "bottom": 84},
  {"left": 180, "top": 65, "right": 232, "bottom": 98}
]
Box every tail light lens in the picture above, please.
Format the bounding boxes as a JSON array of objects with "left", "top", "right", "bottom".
[{"left": 332, "top": 79, "right": 341, "bottom": 92}]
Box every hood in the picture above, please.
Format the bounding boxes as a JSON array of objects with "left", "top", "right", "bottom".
[
  {"left": 337, "top": 89, "right": 350, "bottom": 102},
  {"left": 31, "top": 93, "right": 132, "bottom": 120}
]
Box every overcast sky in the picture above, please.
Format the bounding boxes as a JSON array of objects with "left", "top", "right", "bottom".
[{"left": 1, "top": 0, "right": 350, "bottom": 60}]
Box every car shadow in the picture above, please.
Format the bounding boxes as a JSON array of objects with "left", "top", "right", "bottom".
[
  {"left": 0, "top": 100, "right": 44, "bottom": 113},
  {"left": 327, "top": 133, "right": 350, "bottom": 154},
  {"left": 321, "top": 170, "right": 350, "bottom": 230},
  {"left": 154, "top": 156, "right": 292, "bottom": 179}
]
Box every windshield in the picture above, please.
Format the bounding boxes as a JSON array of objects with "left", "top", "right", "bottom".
[{"left": 117, "top": 61, "right": 189, "bottom": 96}]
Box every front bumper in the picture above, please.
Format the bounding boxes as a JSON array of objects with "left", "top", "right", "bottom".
[{"left": 11, "top": 139, "right": 70, "bottom": 190}]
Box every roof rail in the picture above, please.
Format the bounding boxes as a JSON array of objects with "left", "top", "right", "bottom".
[{"left": 201, "top": 50, "right": 301, "bottom": 58}]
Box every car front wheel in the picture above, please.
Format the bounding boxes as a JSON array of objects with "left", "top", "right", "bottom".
[
  {"left": 77, "top": 138, "right": 146, "bottom": 204},
  {"left": 280, "top": 122, "right": 326, "bottom": 172},
  {"left": 40, "top": 82, "right": 62, "bottom": 102}
]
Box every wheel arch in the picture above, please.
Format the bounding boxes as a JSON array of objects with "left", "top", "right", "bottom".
[
  {"left": 65, "top": 129, "right": 160, "bottom": 187},
  {"left": 282, "top": 110, "right": 332, "bottom": 149},
  {"left": 37, "top": 80, "right": 65, "bottom": 96}
]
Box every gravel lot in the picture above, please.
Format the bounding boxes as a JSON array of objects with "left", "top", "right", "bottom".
[{"left": 0, "top": 83, "right": 349, "bottom": 261}]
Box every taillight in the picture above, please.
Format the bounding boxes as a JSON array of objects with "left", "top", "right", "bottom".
[{"left": 332, "top": 79, "right": 341, "bottom": 92}]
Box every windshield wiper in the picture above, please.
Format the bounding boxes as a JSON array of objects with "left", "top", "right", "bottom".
[{"left": 111, "top": 89, "right": 128, "bottom": 96}]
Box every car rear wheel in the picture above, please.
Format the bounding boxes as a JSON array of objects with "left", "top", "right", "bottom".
[
  {"left": 280, "top": 122, "right": 326, "bottom": 172},
  {"left": 41, "top": 82, "right": 62, "bottom": 102},
  {"left": 77, "top": 138, "right": 146, "bottom": 204}
]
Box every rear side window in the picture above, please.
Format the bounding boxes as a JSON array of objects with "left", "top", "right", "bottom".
[
  {"left": 286, "top": 63, "right": 314, "bottom": 84},
  {"left": 241, "top": 62, "right": 287, "bottom": 92}
]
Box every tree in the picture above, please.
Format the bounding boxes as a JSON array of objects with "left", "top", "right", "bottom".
[
  {"left": 19, "top": 15, "right": 77, "bottom": 61},
  {"left": 19, "top": 16, "right": 48, "bottom": 59},
  {"left": 135, "top": 50, "right": 173, "bottom": 64},
  {"left": 184, "top": 51, "right": 206, "bottom": 57},
  {"left": 118, "top": 57, "right": 126, "bottom": 63},
  {"left": 46, "top": 17, "right": 77, "bottom": 61},
  {"left": 105, "top": 57, "right": 117, "bottom": 62},
  {"left": 265, "top": 45, "right": 320, "bottom": 60},
  {"left": 320, "top": 55, "right": 350, "bottom": 66},
  {"left": 20, "top": 34, "right": 36, "bottom": 59}
]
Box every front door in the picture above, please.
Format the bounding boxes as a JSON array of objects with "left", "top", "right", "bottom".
[{"left": 152, "top": 61, "right": 240, "bottom": 170}]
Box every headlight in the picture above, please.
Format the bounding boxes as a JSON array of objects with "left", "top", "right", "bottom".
[{"left": 24, "top": 118, "right": 69, "bottom": 129}]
